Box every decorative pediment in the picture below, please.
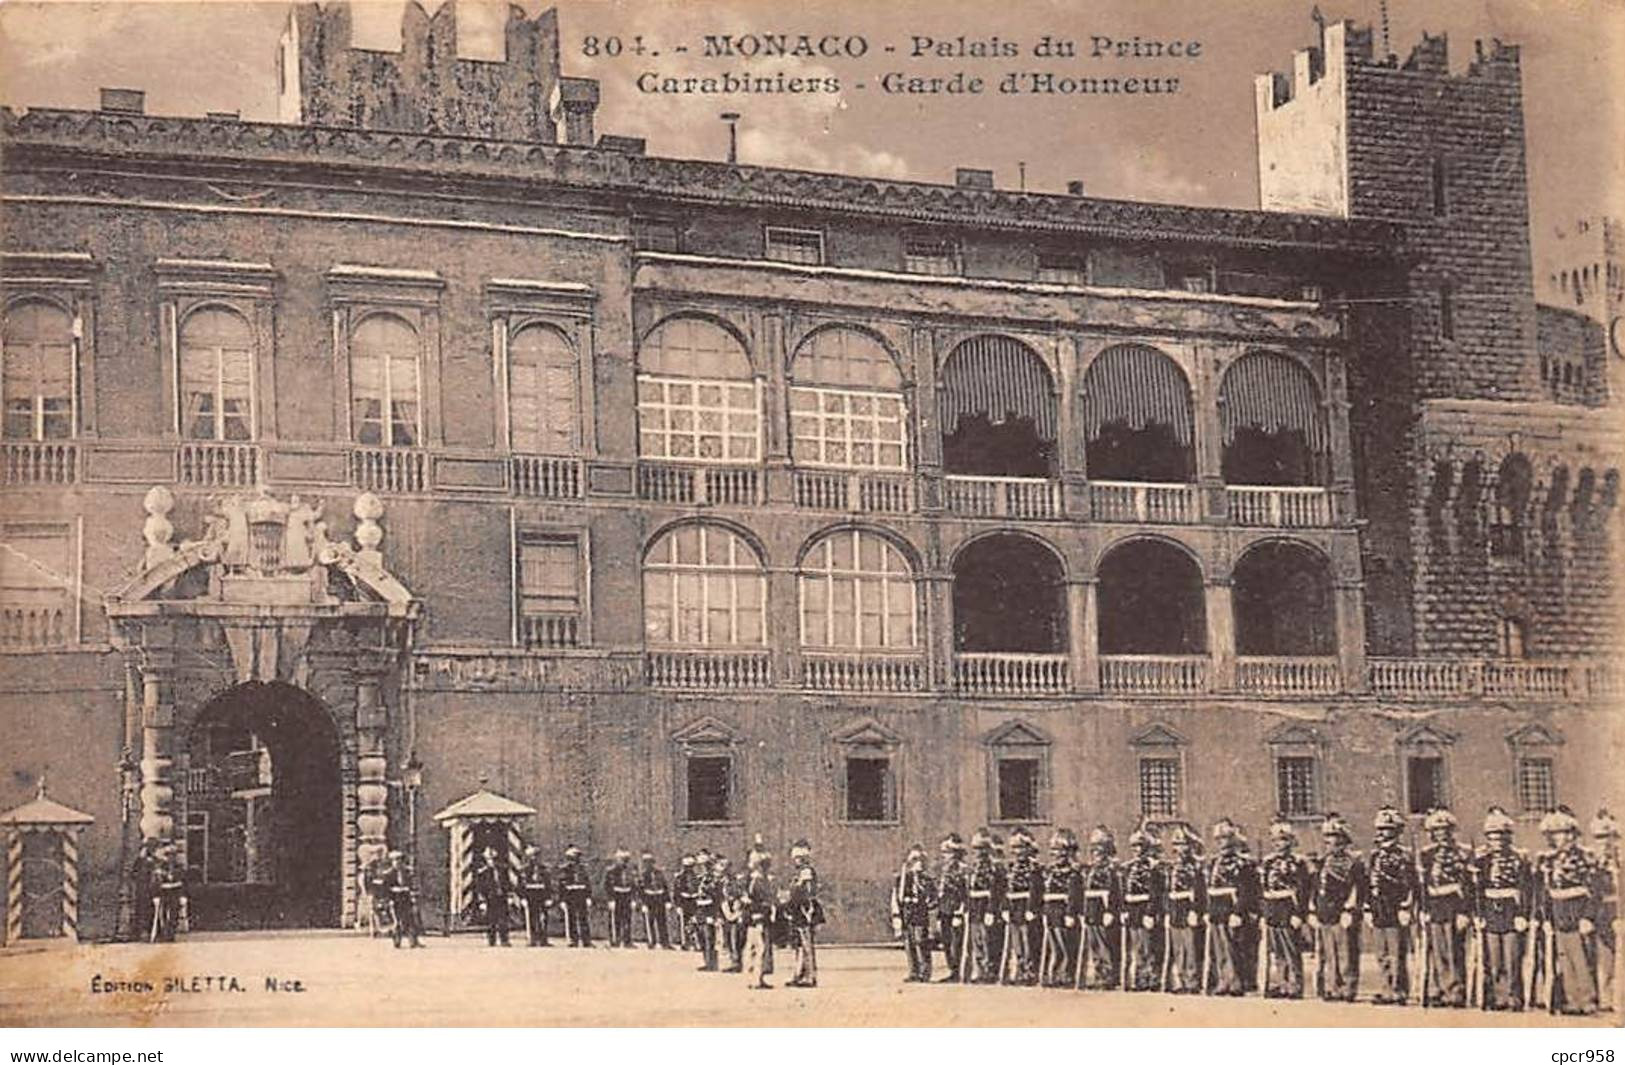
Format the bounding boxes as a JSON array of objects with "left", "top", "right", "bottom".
[
  {"left": 830, "top": 715, "right": 903, "bottom": 748},
  {"left": 1266, "top": 721, "right": 1323, "bottom": 748},
  {"left": 1505, "top": 721, "right": 1564, "bottom": 749},
  {"left": 1397, "top": 722, "right": 1458, "bottom": 749},
  {"left": 671, "top": 714, "right": 740, "bottom": 748},
  {"left": 1129, "top": 722, "right": 1188, "bottom": 748},
  {"left": 985, "top": 719, "right": 1051, "bottom": 748}
]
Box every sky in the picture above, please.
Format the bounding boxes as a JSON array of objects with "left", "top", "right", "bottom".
[{"left": 1, "top": 0, "right": 1621, "bottom": 263}]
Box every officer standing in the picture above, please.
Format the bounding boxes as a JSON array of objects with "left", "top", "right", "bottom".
[
  {"left": 1078, "top": 825, "right": 1122, "bottom": 990},
  {"left": 1040, "top": 829, "right": 1081, "bottom": 988},
  {"left": 558, "top": 844, "right": 594, "bottom": 947},
  {"left": 743, "top": 850, "right": 777, "bottom": 990},
  {"left": 381, "top": 849, "right": 423, "bottom": 949},
  {"left": 786, "top": 865, "right": 824, "bottom": 987},
  {"left": 693, "top": 854, "right": 721, "bottom": 972},
  {"left": 674, "top": 854, "right": 697, "bottom": 950},
  {"left": 603, "top": 848, "right": 637, "bottom": 948},
  {"left": 637, "top": 851, "right": 673, "bottom": 949},
  {"left": 1473, "top": 806, "right": 1532, "bottom": 1010},
  {"left": 1591, "top": 810, "right": 1619, "bottom": 1011},
  {"left": 1419, "top": 807, "right": 1474, "bottom": 1007},
  {"left": 1001, "top": 830, "right": 1043, "bottom": 985},
  {"left": 471, "top": 845, "right": 515, "bottom": 947},
  {"left": 519, "top": 844, "right": 555, "bottom": 947},
  {"left": 1365, "top": 805, "right": 1417, "bottom": 1005},
  {"left": 1537, "top": 807, "right": 1600, "bottom": 1015},
  {"left": 893, "top": 843, "right": 937, "bottom": 983},
  {"left": 1308, "top": 813, "right": 1365, "bottom": 1002},
  {"left": 964, "top": 829, "right": 1005, "bottom": 984},
  {"left": 717, "top": 857, "right": 745, "bottom": 972},
  {"left": 1121, "top": 826, "right": 1165, "bottom": 992},
  {"left": 1203, "top": 818, "right": 1258, "bottom": 996},
  {"left": 150, "top": 843, "right": 185, "bottom": 943},
  {"left": 937, "top": 833, "right": 970, "bottom": 982},
  {"left": 1161, "top": 825, "right": 1206, "bottom": 993},
  {"left": 129, "top": 839, "right": 160, "bottom": 943},
  {"left": 1258, "top": 818, "right": 1311, "bottom": 999}
]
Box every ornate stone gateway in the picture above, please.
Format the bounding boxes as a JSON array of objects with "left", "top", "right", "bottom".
[{"left": 106, "top": 487, "right": 419, "bottom": 929}]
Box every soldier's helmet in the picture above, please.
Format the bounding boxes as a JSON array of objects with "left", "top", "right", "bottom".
[
  {"left": 564, "top": 844, "right": 582, "bottom": 858},
  {"left": 941, "top": 832, "right": 967, "bottom": 855},
  {"left": 614, "top": 847, "right": 631, "bottom": 860},
  {"left": 790, "top": 839, "right": 813, "bottom": 862},
  {"left": 1128, "top": 825, "right": 1158, "bottom": 850},
  {"left": 796, "top": 867, "right": 815, "bottom": 884},
  {"left": 1211, "top": 818, "right": 1239, "bottom": 842},
  {"left": 1048, "top": 828, "right": 1077, "bottom": 853},
  {"left": 1010, "top": 829, "right": 1034, "bottom": 854},
  {"left": 1423, "top": 808, "right": 1458, "bottom": 832},
  {"left": 1167, "top": 825, "right": 1194, "bottom": 849},
  {"left": 1373, "top": 806, "right": 1405, "bottom": 832},
  {"left": 388, "top": 849, "right": 403, "bottom": 859},
  {"left": 1591, "top": 808, "right": 1620, "bottom": 840},
  {"left": 680, "top": 854, "right": 695, "bottom": 867},
  {"left": 1320, "top": 813, "right": 1352, "bottom": 841},
  {"left": 1087, "top": 825, "right": 1116, "bottom": 853},
  {"left": 1269, "top": 818, "right": 1297, "bottom": 843},
  {"left": 1540, "top": 808, "right": 1580, "bottom": 836},
  {"left": 971, "top": 828, "right": 993, "bottom": 851}
]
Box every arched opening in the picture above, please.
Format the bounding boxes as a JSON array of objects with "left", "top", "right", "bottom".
[
  {"left": 1492, "top": 454, "right": 1533, "bottom": 558},
  {"left": 952, "top": 535, "right": 1066, "bottom": 653},
  {"left": 1097, "top": 539, "right": 1206, "bottom": 654},
  {"left": 1232, "top": 542, "right": 1336, "bottom": 656},
  {"left": 940, "top": 336, "right": 1057, "bottom": 478},
  {"left": 1218, "top": 352, "right": 1328, "bottom": 485},
  {"left": 1081, "top": 344, "right": 1194, "bottom": 482},
  {"left": 181, "top": 682, "right": 343, "bottom": 929}
]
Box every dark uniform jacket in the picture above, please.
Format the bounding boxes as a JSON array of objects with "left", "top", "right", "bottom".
[
  {"left": 788, "top": 879, "right": 825, "bottom": 929},
  {"left": 1418, "top": 841, "right": 1476, "bottom": 922},
  {"left": 1309, "top": 848, "right": 1366, "bottom": 925},
  {"left": 558, "top": 859, "right": 593, "bottom": 901},
  {"left": 603, "top": 862, "right": 637, "bottom": 907},
  {"left": 1595, "top": 852, "right": 1619, "bottom": 934},
  {"left": 1003, "top": 859, "right": 1043, "bottom": 921},
  {"left": 1121, "top": 855, "right": 1165, "bottom": 923},
  {"left": 1259, "top": 851, "right": 1311, "bottom": 925},
  {"left": 1205, "top": 848, "right": 1259, "bottom": 922},
  {"left": 895, "top": 869, "right": 937, "bottom": 928},
  {"left": 1040, "top": 859, "right": 1082, "bottom": 923},
  {"left": 693, "top": 870, "right": 720, "bottom": 922},
  {"left": 965, "top": 857, "right": 1005, "bottom": 919},
  {"left": 674, "top": 866, "right": 698, "bottom": 915},
  {"left": 1079, "top": 859, "right": 1122, "bottom": 926},
  {"left": 520, "top": 856, "right": 555, "bottom": 900},
  {"left": 472, "top": 857, "right": 515, "bottom": 903},
  {"left": 746, "top": 872, "right": 777, "bottom": 926},
  {"left": 939, "top": 858, "right": 970, "bottom": 921},
  {"left": 1162, "top": 855, "right": 1206, "bottom": 925},
  {"left": 638, "top": 866, "right": 670, "bottom": 907},
  {"left": 1472, "top": 846, "right": 1531, "bottom": 932},
  {"left": 1537, "top": 845, "right": 1598, "bottom": 932},
  {"left": 1365, "top": 840, "right": 1417, "bottom": 927}
]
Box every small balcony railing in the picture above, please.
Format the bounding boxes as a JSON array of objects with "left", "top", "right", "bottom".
[
  {"left": 646, "top": 648, "right": 772, "bottom": 689},
  {"left": 1367, "top": 658, "right": 1617, "bottom": 701},
  {"left": 1235, "top": 656, "right": 1341, "bottom": 696},
  {"left": 793, "top": 470, "right": 914, "bottom": 514},
  {"left": 1090, "top": 481, "right": 1199, "bottom": 523},
  {"left": 2, "top": 441, "right": 78, "bottom": 485},
  {"left": 1227, "top": 485, "right": 1331, "bottom": 527},
  {"left": 352, "top": 446, "right": 429, "bottom": 494},
  {"left": 1099, "top": 654, "right": 1210, "bottom": 694},
  {"left": 943, "top": 475, "right": 1062, "bottom": 520},
  {"left": 520, "top": 612, "right": 581, "bottom": 650},
  {"left": 512, "top": 454, "right": 583, "bottom": 499},
  {"left": 637, "top": 462, "right": 761, "bottom": 506},
  {"left": 801, "top": 651, "right": 927, "bottom": 692},
  {"left": 178, "top": 441, "right": 260, "bottom": 487},
  {"left": 0, "top": 603, "right": 71, "bottom": 651},
  {"left": 954, "top": 652, "right": 1069, "bottom": 695}
]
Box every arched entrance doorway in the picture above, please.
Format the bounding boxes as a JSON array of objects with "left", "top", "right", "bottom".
[{"left": 181, "top": 682, "right": 343, "bottom": 929}]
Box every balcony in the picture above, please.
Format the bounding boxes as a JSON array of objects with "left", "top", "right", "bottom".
[
  {"left": 2, "top": 441, "right": 78, "bottom": 485},
  {"left": 1227, "top": 485, "right": 1331, "bottom": 527},
  {"left": 638, "top": 462, "right": 761, "bottom": 506},
  {"left": 1090, "top": 481, "right": 1199, "bottom": 523},
  {"left": 646, "top": 648, "right": 772, "bottom": 689},
  {"left": 1100, "top": 654, "right": 1209, "bottom": 694},
  {"left": 801, "top": 651, "right": 927, "bottom": 693},
  {"left": 1235, "top": 656, "right": 1340, "bottom": 696},
  {"left": 1367, "top": 658, "right": 1620, "bottom": 701},
  {"left": 943, "top": 475, "right": 1062, "bottom": 520},
  {"left": 178, "top": 441, "right": 260, "bottom": 488},
  {"left": 954, "top": 652, "right": 1069, "bottom": 695},
  {"left": 351, "top": 446, "right": 429, "bottom": 493},
  {"left": 511, "top": 454, "right": 583, "bottom": 499},
  {"left": 793, "top": 470, "right": 914, "bottom": 514},
  {"left": 520, "top": 612, "right": 581, "bottom": 650}
]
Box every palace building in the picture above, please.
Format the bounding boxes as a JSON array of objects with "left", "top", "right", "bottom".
[{"left": 1, "top": 4, "right": 1620, "bottom": 941}]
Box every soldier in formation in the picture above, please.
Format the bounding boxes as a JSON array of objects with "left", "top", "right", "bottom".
[
  {"left": 469, "top": 845, "right": 516, "bottom": 947},
  {"left": 558, "top": 844, "right": 594, "bottom": 947},
  {"left": 964, "top": 829, "right": 1005, "bottom": 983},
  {"left": 1002, "top": 829, "right": 1043, "bottom": 985},
  {"left": 603, "top": 848, "right": 637, "bottom": 948},
  {"left": 893, "top": 843, "right": 937, "bottom": 982},
  {"left": 1309, "top": 814, "right": 1365, "bottom": 1001},
  {"left": 637, "top": 850, "right": 673, "bottom": 950},
  {"left": 1258, "top": 819, "right": 1311, "bottom": 999},
  {"left": 1078, "top": 826, "right": 1121, "bottom": 989},
  {"left": 380, "top": 849, "right": 423, "bottom": 949},
  {"left": 519, "top": 844, "right": 554, "bottom": 947},
  {"left": 1121, "top": 827, "right": 1164, "bottom": 992},
  {"left": 937, "top": 834, "right": 970, "bottom": 982},
  {"left": 1418, "top": 808, "right": 1475, "bottom": 1007}
]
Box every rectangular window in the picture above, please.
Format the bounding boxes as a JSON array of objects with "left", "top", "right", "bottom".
[
  {"left": 1275, "top": 755, "right": 1318, "bottom": 818},
  {"left": 633, "top": 219, "right": 680, "bottom": 253},
  {"left": 788, "top": 386, "right": 907, "bottom": 470},
  {"left": 764, "top": 227, "right": 825, "bottom": 266},
  {"left": 1139, "top": 757, "right": 1181, "bottom": 819},
  {"left": 517, "top": 532, "right": 583, "bottom": 649},
  {"left": 185, "top": 811, "right": 210, "bottom": 885},
  {"left": 1516, "top": 756, "right": 1555, "bottom": 814},
  {"left": 902, "top": 237, "right": 959, "bottom": 276},
  {"left": 844, "top": 755, "right": 896, "bottom": 822},
  {"left": 685, "top": 755, "right": 733, "bottom": 823},
  {"left": 1497, "top": 616, "right": 1527, "bottom": 659},
  {"left": 0, "top": 523, "right": 73, "bottom": 650},
  {"left": 1036, "top": 255, "right": 1087, "bottom": 285},
  {"left": 996, "top": 756, "right": 1040, "bottom": 822},
  {"left": 1406, "top": 755, "right": 1445, "bottom": 815},
  {"left": 637, "top": 376, "right": 761, "bottom": 463}
]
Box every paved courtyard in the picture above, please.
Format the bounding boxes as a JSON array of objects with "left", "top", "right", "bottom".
[{"left": 0, "top": 934, "right": 1614, "bottom": 1027}]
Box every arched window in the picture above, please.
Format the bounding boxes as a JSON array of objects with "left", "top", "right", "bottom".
[
  {"left": 940, "top": 336, "right": 1056, "bottom": 478},
  {"left": 637, "top": 317, "right": 759, "bottom": 463},
  {"left": 643, "top": 524, "right": 765, "bottom": 647},
  {"left": 508, "top": 323, "right": 578, "bottom": 455},
  {"left": 1080, "top": 344, "right": 1194, "bottom": 482},
  {"left": 1097, "top": 539, "right": 1206, "bottom": 654},
  {"left": 952, "top": 534, "right": 1066, "bottom": 653},
  {"left": 790, "top": 328, "right": 906, "bottom": 470},
  {"left": 179, "top": 307, "right": 254, "bottom": 441},
  {"left": 2, "top": 300, "right": 75, "bottom": 440},
  {"left": 1491, "top": 454, "right": 1533, "bottom": 559},
  {"left": 1232, "top": 541, "right": 1335, "bottom": 656},
  {"left": 799, "top": 529, "right": 916, "bottom": 649},
  {"left": 350, "top": 313, "right": 420, "bottom": 447},
  {"left": 1218, "top": 352, "right": 1328, "bottom": 485}
]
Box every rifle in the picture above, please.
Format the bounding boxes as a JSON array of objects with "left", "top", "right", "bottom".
[
  {"left": 1160, "top": 913, "right": 1172, "bottom": 992},
  {"left": 999, "top": 910, "right": 1013, "bottom": 984},
  {"left": 642, "top": 901, "right": 654, "bottom": 948},
  {"left": 1120, "top": 915, "right": 1130, "bottom": 991},
  {"left": 1038, "top": 913, "right": 1052, "bottom": 986},
  {"left": 1256, "top": 916, "right": 1269, "bottom": 996},
  {"left": 1413, "top": 827, "right": 1430, "bottom": 1009},
  {"left": 1073, "top": 914, "right": 1087, "bottom": 989},
  {"left": 1200, "top": 917, "right": 1213, "bottom": 993},
  {"left": 957, "top": 908, "right": 971, "bottom": 983}
]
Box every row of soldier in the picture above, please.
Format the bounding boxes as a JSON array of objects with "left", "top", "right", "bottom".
[
  {"left": 891, "top": 805, "right": 1618, "bottom": 1015},
  {"left": 369, "top": 838, "right": 826, "bottom": 988}
]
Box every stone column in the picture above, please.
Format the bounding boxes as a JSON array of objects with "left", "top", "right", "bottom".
[
  {"left": 1324, "top": 356, "right": 1357, "bottom": 524},
  {"left": 137, "top": 653, "right": 176, "bottom": 844},
  {"left": 762, "top": 312, "right": 793, "bottom": 505},
  {"left": 1203, "top": 579, "right": 1236, "bottom": 692},
  {"left": 766, "top": 567, "right": 800, "bottom": 686},
  {"left": 1333, "top": 579, "right": 1369, "bottom": 693},
  {"left": 1068, "top": 578, "right": 1101, "bottom": 693},
  {"left": 353, "top": 662, "right": 392, "bottom": 880},
  {"left": 924, "top": 572, "right": 956, "bottom": 690},
  {"left": 1194, "top": 342, "right": 1229, "bottom": 522}
]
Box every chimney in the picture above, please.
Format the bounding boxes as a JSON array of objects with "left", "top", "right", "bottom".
[
  {"left": 955, "top": 167, "right": 994, "bottom": 189},
  {"left": 1066, "top": 180, "right": 1086, "bottom": 196},
  {"left": 597, "top": 134, "right": 647, "bottom": 155},
  {"left": 550, "top": 77, "right": 600, "bottom": 147},
  {"left": 99, "top": 88, "right": 145, "bottom": 115}
]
